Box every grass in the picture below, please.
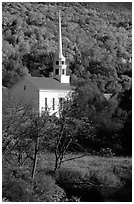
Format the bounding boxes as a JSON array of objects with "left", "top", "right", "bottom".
[
  {"left": 38, "top": 152, "right": 132, "bottom": 201},
  {"left": 3, "top": 152, "right": 132, "bottom": 201}
]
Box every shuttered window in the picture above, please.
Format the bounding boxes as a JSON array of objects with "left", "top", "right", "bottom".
[
  {"left": 53, "top": 98, "right": 55, "bottom": 110},
  {"left": 45, "top": 98, "right": 47, "bottom": 111}
]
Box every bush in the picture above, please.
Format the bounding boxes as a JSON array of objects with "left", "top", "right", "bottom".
[
  {"left": 113, "top": 165, "right": 132, "bottom": 185},
  {"left": 99, "top": 148, "right": 115, "bottom": 157},
  {"left": 2, "top": 165, "right": 65, "bottom": 202},
  {"left": 56, "top": 168, "right": 83, "bottom": 185},
  {"left": 2, "top": 165, "right": 33, "bottom": 202},
  {"left": 32, "top": 172, "right": 66, "bottom": 202},
  {"left": 2, "top": 171, "right": 32, "bottom": 201},
  {"left": 55, "top": 168, "right": 103, "bottom": 201}
]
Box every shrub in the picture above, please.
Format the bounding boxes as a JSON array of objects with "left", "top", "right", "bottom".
[
  {"left": 2, "top": 165, "right": 65, "bottom": 202},
  {"left": 2, "top": 165, "right": 33, "bottom": 202},
  {"left": 99, "top": 148, "right": 115, "bottom": 157},
  {"left": 56, "top": 168, "right": 83, "bottom": 185},
  {"left": 113, "top": 165, "right": 132, "bottom": 185},
  {"left": 32, "top": 172, "right": 66, "bottom": 202},
  {"left": 55, "top": 168, "right": 103, "bottom": 201},
  {"left": 2, "top": 171, "right": 33, "bottom": 201}
]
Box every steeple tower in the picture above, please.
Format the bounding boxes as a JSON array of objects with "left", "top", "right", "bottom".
[
  {"left": 53, "top": 11, "right": 70, "bottom": 84},
  {"left": 58, "top": 10, "right": 63, "bottom": 59}
]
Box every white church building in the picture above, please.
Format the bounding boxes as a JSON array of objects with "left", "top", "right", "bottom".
[{"left": 10, "top": 11, "right": 74, "bottom": 116}]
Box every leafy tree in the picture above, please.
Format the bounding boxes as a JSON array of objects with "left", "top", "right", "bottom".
[
  {"left": 2, "top": 97, "right": 52, "bottom": 179},
  {"left": 118, "top": 86, "right": 132, "bottom": 155},
  {"left": 48, "top": 115, "right": 90, "bottom": 171},
  {"left": 62, "top": 78, "right": 128, "bottom": 154}
]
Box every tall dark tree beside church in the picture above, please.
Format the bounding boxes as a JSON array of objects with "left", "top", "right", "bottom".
[{"left": 118, "top": 87, "right": 132, "bottom": 155}]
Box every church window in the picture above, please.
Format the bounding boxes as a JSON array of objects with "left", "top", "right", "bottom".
[
  {"left": 53, "top": 98, "right": 55, "bottom": 110},
  {"left": 62, "top": 69, "right": 65, "bottom": 74},
  {"left": 62, "top": 61, "right": 64, "bottom": 65},
  {"left": 45, "top": 98, "right": 47, "bottom": 111},
  {"left": 24, "top": 85, "right": 26, "bottom": 90},
  {"left": 56, "top": 61, "right": 59, "bottom": 65},
  {"left": 55, "top": 69, "right": 59, "bottom": 75}
]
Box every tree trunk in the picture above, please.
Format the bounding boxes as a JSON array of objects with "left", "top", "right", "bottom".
[
  {"left": 54, "top": 151, "right": 59, "bottom": 172},
  {"left": 31, "top": 137, "right": 39, "bottom": 180}
]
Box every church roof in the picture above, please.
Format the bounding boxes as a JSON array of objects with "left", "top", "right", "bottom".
[{"left": 26, "top": 76, "right": 74, "bottom": 91}]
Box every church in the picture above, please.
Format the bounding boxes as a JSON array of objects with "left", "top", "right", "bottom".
[{"left": 10, "top": 11, "right": 74, "bottom": 116}]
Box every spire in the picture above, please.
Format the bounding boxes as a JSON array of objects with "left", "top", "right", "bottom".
[
  {"left": 53, "top": 10, "right": 70, "bottom": 84},
  {"left": 58, "top": 10, "right": 63, "bottom": 58}
]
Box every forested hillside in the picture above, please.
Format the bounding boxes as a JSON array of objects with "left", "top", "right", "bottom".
[{"left": 2, "top": 2, "right": 132, "bottom": 94}]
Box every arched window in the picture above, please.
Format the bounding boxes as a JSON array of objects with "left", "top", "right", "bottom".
[
  {"left": 62, "top": 61, "right": 64, "bottom": 65},
  {"left": 56, "top": 61, "right": 59, "bottom": 65}
]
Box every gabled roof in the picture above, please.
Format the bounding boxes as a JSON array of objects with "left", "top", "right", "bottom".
[{"left": 26, "top": 76, "right": 74, "bottom": 91}]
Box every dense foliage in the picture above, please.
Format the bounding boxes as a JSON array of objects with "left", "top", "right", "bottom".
[{"left": 2, "top": 2, "right": 132, "bottom": 92}]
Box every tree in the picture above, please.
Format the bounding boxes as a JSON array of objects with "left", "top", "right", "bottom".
[
  {"left": 2, "top": 97, "right": 52, "bottom": 179},
  {"left": 62, "top": 78, "right": 129, "bottom": 155},
  {"left": 46, "top": 114, "right": 92, "bottom": 172},
  {"left": 118, "top": 86, "right": 132, "bottom": 155}
]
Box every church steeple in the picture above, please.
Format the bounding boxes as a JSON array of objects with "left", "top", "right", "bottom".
[
  {"left": 58, "top": 10, "right": 63, "bottom": 59},
  {"left": 53, "top": 11, "right": 70, "bottom": 84}
]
